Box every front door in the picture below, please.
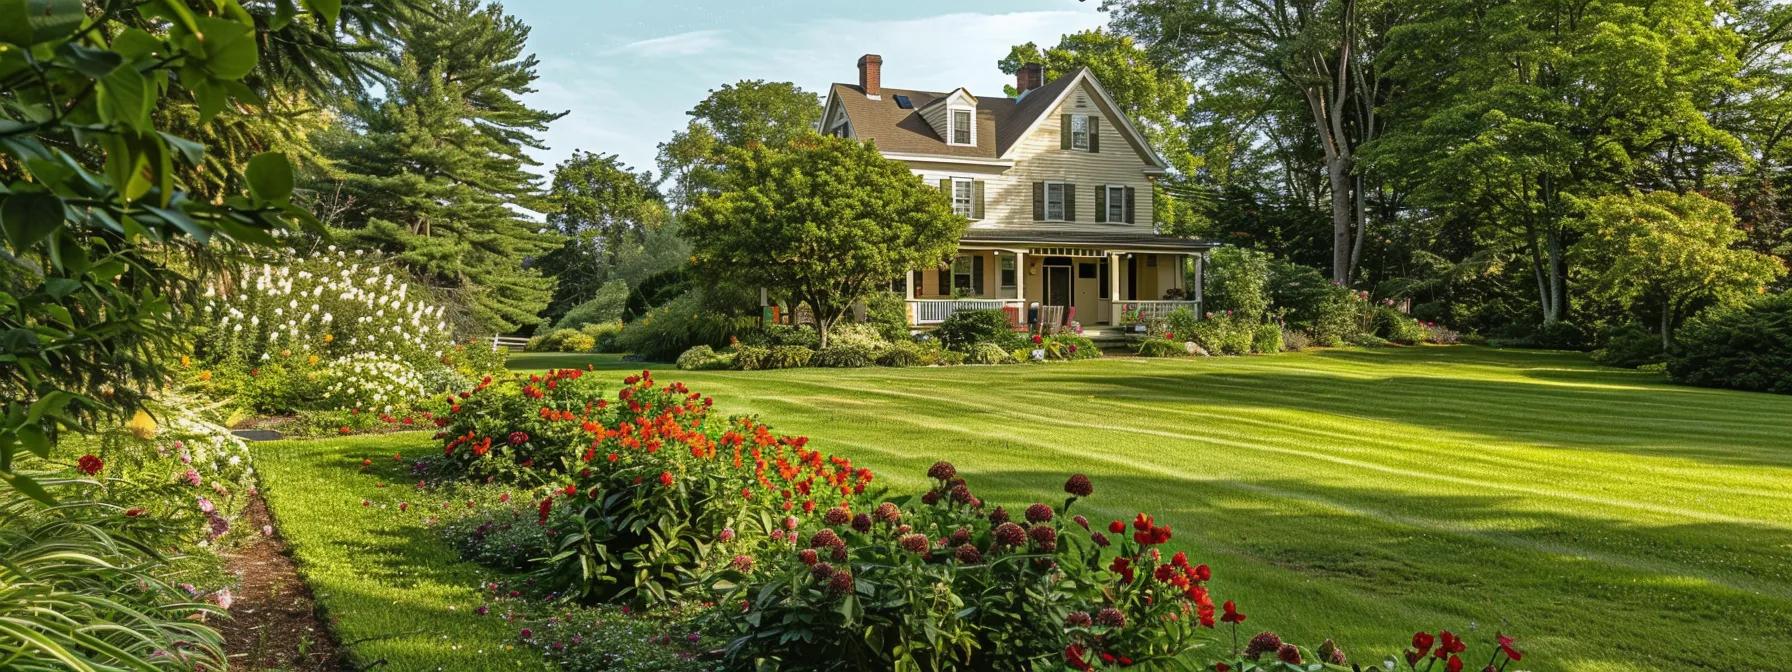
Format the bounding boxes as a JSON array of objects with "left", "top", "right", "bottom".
[{"left": 1044, "top": 265, "right": 1073, "bottom": 309}]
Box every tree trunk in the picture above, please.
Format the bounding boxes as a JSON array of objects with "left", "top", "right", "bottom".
[{"left": 1329, "top": 159, "right": 1354, "bottom": 283}]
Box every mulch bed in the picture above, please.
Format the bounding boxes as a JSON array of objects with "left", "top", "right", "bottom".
[{"left": 216, "top": 495, "right": 346, "bottom": 671}]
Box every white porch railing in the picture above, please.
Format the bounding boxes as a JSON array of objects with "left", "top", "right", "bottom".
[
  {"left": 1119, "top": 300, "right": 1203, "bottom": 323},
  {"left": 910, "top": 299, "right": 1015, "bottom": 325}
]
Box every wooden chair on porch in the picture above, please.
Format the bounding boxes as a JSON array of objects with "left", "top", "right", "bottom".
[{"left": 1037, "top": 305, "right": 1066, "bottom": 334}]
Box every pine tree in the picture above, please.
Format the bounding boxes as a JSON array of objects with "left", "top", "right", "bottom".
[{"left": 312, "top": 0, "right": 564, "bottom": 333}]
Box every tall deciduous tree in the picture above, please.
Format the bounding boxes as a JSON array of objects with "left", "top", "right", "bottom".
[
  {"left": 1575, "top": 191, "right": 1784, "bottom": 348},
  {"left": 312, "top": 0, "right": 565, "bottom": 333},
  {"left": 535, "top": 151, "right": 670, "bottom": 320},
  {"left": 1371, "top": 0, "right": 1742, "bottom": 325},
  {"left": 656, "top": 80, "right": 822, "bottom": 212},
  {"left": 682, "top": 135, "right": 966, "bottom": 348}
]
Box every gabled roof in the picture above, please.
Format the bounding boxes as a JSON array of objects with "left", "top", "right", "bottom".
[{"left": 822, "top": 68, "right": 1169, "bottom": 169}]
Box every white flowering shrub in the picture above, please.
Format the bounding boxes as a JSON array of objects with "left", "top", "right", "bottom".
[
  {"left": 70, "top": 400, "right": 259, "bottom": 550},
  {"left": 192, "top": 247, "right": 467, "bottom": 417}
]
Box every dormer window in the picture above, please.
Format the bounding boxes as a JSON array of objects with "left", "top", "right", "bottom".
[
  {"left": 949, "top": 108, "right": 973, "bottom": 145},
  {"left": 1069, "top": 114, "right": 1090, "bottom": 150}
]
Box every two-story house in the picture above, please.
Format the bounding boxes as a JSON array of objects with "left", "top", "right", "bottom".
[{"left": 821, "top": 54, "right": 1216, "bottom": 328}]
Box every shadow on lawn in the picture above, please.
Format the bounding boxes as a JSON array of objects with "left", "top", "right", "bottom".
[
  {"left": 1025, "top": 356, "right": 1792, "bottom": 470},
  {"left": 970, "top": 469, "right": 1791, "bottom": 672}
]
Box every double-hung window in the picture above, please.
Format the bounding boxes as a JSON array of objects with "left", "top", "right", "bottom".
[
  {"left": 952, "top": 178, "right": 975, "bottom": 218},
  {"left": 1000, "top": 255, "right": 1016, "bottom": 290},
  {"left": 952, "top": 255, "right": 974, "bottom": 292},
  {"left": 1105, "top": 185, "right": 1127, "bottom": 223},
  {"left": 1044, "top": 182, "right": 1068, "bottom": 221},
  {"left": 950, "top": 109, "right": 973, "bottom": 145},
  {"left": 1069, "top": 114, "right": 1090, "bottom": 150}
]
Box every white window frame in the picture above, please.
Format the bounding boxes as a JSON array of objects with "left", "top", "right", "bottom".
[
  {"left": 1105, "top": 185, "right": 1126, "bottom": 223},
  {"left": 1000, "top": 254, "right": 1017, "bottom": 289},
  {"left": 948, "top": 107, "right": 975, "bottom": 146},
  {"left": 1070, "top": 114, "right": 1090, "bottom": 150},
  {"left": 1044, "top": 182, "right": 1068, "bottom": 221},
  {"left": 951, "top": 178, "right": 975, "bottom": 218},
  {"left": 951, "top": 255, "right": 975, "bottom": 292}
]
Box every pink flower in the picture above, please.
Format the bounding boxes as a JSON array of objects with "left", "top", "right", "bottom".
[
  {"left": 182, "top": 469, "right": 202, "bottom": 487},
  {"left": 196, "top": 497, "right": 214, "bottom": 513}
]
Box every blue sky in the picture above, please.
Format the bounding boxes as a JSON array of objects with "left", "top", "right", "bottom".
[{"left": 501, "top": 0, "right": 1107, "bottom": 178}]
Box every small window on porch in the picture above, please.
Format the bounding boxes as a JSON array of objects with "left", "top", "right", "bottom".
[
  {"left": 1000, "top": 255, "right": 1016, "bottom": 289},
  {"left": 950, "top": 255, "right": 984, "bottom": 296}
]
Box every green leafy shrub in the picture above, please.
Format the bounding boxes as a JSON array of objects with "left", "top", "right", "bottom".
[
  {"left": 580, "top": 321, "right": 626, "bottom": 352},
  {"left": 1421, "top": 322, "right": 1463, "bottom": 345},
  {"left": 557, "top": 279, "right": 630, "bottom": 329},
  {"left": 1308, "top": 285, "right": 1370, "bottom": 347},
  {"left": 443, "top": 370, "right": 875, "bottom": 605},
  {"left": 1251, "top": 323, "right": 1285, "bottom": 353},
  {"left": 1047, "top": 333, "right": 1102, "bottom": 360},
  {"left": 826, "top": 323, "right": 892, "bottom": 351},
  {"left": 935, "top": 309, "right": 1016, "bottom": 351},
  {"left": 1164, "top": 308, "right": 1202, "bottom": 344},
  {"left": 1282, "top": 330, "right": 1312, "bottom": 352},
  {"left": 877, "top": 341, "right": 925, "bottom": 367},
  {"left": 723, "top": 466, "right": 1228, "bottom": 670},
  {"left": 812, "top": 344, "right": 877, "bottom": 368},
  {"left": 1189, "top": 314, "right": 1253, "bottom": 355},
  {"left": 863, "top": 291, "right": 913, "bottom": 342},
  {"left": 1530, "top": 321, "right": 1591, "bottom": 350},
  {"left": 1666, "top": 293, "right": 1792, "bottom": 393},
  {"left": 966, "top": 342, "right": 1013, "bottom": 365},
  {"left": 529, "top": 328, "right": 598, "bottom": 353},
  {"left": 1372, "top": 307, "right": 1428, "bottom": 345},
  {"left": 615, "top": 292, "right": 741, "bottom": 361},
  {"left": 734, "top": 346, "right": 772, "bottom": 371},
  {"left": 443, "top": 503, "right": 562, "bottom": 571},
  {"left": 1206, "top": 247, "right": 1272, "bottom": 321},
  {"left": 738, "top": 323, "right": 821, "bottom": 349},
  {"left": 766, "top": 346, "right": 816, "bottom": 369},
  {"left": 1592, "top": 324, "right": 1665, "bottom": 368},
  {"left": 1136, "top": 337, "right": 1187, "bottom": 357},
  {"left": 676, "top": 346, "right": 735, "bottom": 371}
]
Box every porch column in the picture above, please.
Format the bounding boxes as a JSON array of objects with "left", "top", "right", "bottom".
[
  {"left": 1107, "top": 252, "right": 1122, "bottom": 325},
  {"left": 1012, "top": 249, "right": 1027, "bottom": 302},
  {"left": 905, "top": 269, "right": 917, "bottom": 300},
  {"left": 1193, "top": 253, "right": 1205, "bottom": 308}
]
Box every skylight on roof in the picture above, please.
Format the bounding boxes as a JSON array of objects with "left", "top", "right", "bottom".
[{"left": 893, "top": 95, "right": 912, "bottom": 109}]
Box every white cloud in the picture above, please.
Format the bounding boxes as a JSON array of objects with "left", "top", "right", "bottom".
[{"left": 618, "top": 29, "right": 729, "bottom": 57}]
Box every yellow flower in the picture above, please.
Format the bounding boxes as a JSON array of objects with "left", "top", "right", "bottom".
[
  {"left": 126, "top": 409, "right": 157, "bottom": 440},
  {"left": 180, "top": 355, "right": 191, "bottom": 368},
  {"left": 281, "top": 349, "right": 292, "bottom": 358},
  {"left": 323, "top": 333, "right": 335, "bottom": 344},
  {"left": 308, "top": 355, "right": 320, "bottom": 366},
  {"left": 198, "top": 370, "right": 213, "bottom": 382}
]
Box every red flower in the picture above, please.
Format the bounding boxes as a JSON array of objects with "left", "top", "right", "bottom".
[
  {"left": 537, "top": 496, "right": 552, "bottom": 524},
  {"left": 124, "top": 507, "right": 145, "bottom": 517},
  {"left": 1221, "top": 600, "right": 1246, "bottom": 624},
  {"left": 1108, "top": 520, "right": 1125, "bottom": 534},
  {"left": 1065, "top": 643, "right": 1093, "bottom": 672},
  {"left": 659, "top": 471, "right": 675, "bottom": 487},
  {"left": 1445, "top": 655, "right": 1463, "bottom": 672},
  {"left": 1411, "top": 631, "right": 1435, "bottom": 657},
  {"left": 1063, "top": 473, "right": 1093, "bottom": 497},
  {"left": 1497, "top": 633, "right": 1523, "bottom": 662},
  {"left": 77, "top": 454, "right": 103, "bottom": 475},
  {"left": 507, "top": 431, "right": 529, "bottom": 446},
  {"left": 562, "top": 483, "right": 577, "bottom": 497}
]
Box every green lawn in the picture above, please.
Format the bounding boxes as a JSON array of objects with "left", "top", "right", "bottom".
[{"left": 501, "top": 346, "right": 1791, "bottom": 672}]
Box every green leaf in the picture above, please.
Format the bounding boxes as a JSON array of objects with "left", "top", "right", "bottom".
[
  {"left": 25, "top": 0, "right": 83, "bottom": 43},
  {"left": 192, "top": 16, "right": 258, "bottom": 80},
  {"left": 0, "top": 0, "right": 31, "bottom": 45},
  {"left": 55, "top": 42, "right": 123, "bottom": 77},
  {"left": 304, "top": 0, "right": 341, "bottom": 26},
  {"left": 2, "top": 470, "right": 56, "bottom": 506},
  {"left": 1, "top": 192, "right": 64, "bottom": 251},
  {"left": 146, "top": 206, "right": 209, "bottom": 243},
  {"left": 190, "top": 79, "right": 227, "bottom": 123},
  {"left": 157, "top": 132, "right": 206, "bottom": 165},
  {"left": 112, "top": 27, "right": 161, "bottom": 60},
  {"left": 97, "top": 64, "right": 151, "bottom": 129},
  {"left": 246, "top": 152, "right": 295, "bottom": 204}
]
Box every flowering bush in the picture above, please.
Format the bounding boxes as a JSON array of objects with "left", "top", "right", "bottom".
[
  {"left": 70, "top": 402, "right": 258, "bottom": 551},
  {"left": 436, "top": 370, "right": 875, "bottom": 607},
  {"left": 1136, "top": 337, "right": 1190, "bottom": 358},
  {"left": 724, "top": 466, "right": 1228, "bottom": 670}
]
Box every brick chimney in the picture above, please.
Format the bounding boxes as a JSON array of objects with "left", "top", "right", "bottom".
[
  {"left": 857, "top": 54, "right": 883, "bottom": 100},
  {"left": 1017, "top": 63, "right": 1044, "bottom": 94}
]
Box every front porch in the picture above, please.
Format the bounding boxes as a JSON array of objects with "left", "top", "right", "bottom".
[{"left": 903, "top": 238, "right": 1212, "bottom": 327}]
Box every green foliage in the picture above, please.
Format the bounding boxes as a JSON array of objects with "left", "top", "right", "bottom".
[
  {"left": 812, "top": 345, "right": 878, "bottom": 368},
  {"left": 313, "top": 0, "right": 564, "bottom": 333},
  {"left": 876, "top": 341, "right": 926, "bottom": 368},
  {"left": 1251, "top": 323, "right": 1286, "bottom": 354},
  {"left": 862, "top": 291, "right": 913, "bottom": 342},
  {"left": 1592, "top": 325, "right": 1667, "bottom": 369},
  {"left": 682, "top": 134, "right": 967, "bottom": 347},
  {"left": 1575, "top": 191, "right": 1786, "bottom": 345},
  {"left": 965, "top": 342, "right": 1014, "bottom": 365},
  {"left": 537, "top": 152, "right": 671, "bottom": 322},
  {"left": 1372, "top": 307, "right": 1428, "bottom": 346},
  {"left": 529, "top": 329, "right": 597, "bottom": 353},
  {"left": 739, "top": 323, "right": 822, "bottom": 349},
  {"left": 1282, "top": 329, "right": 1312, "bottom": 352},
  {"left": 733, "top": 346, "right": 771, "bottom": 371},
  {"left": 1164, "top": 308, "right": 1202, "bottom": 344},
  {"left": 579, "top": 321, "right": 625, "bottom": 353},
  {"left": 1047, "top": 333, "right": 1102, "bottom": 360},
  {"left": 765, "top": 346, "right": 816, "bottom": 370},
  {"left": 1205, "top": 247, "right": 1273, "bottom": 322},
  {"left": 1667, "top": 292, "right": 1792, "bottom": 393},
  {"left": 1188, "top": 314, "right": 1254, "bottom": 355},
  {"left": 658, "top": 80, "right": 824, "bottom": 212},
  {"left": 1308, "top": 286, "right": 1370, "bottom": 347},
  {"left": 935, "top": 309, "right": 1017, "bottom": 352},
  {"left": 1136, "top": 337, "right": 1188, "bottom": 358},
  {"left": 615, "top": 292, "right": 741, "bottom": 362},
  {"left": 724, "top": 467, "right": 1223, "bottom": 670},
  {"left": 557, "top": 279, "right": 631, "bottom": 330},
  {"left": 675, "top": 345, "right": 735, "bottom": 371}
]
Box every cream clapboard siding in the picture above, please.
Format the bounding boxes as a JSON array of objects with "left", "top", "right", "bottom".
[{"left": 898, "top": 82, "right": 1156, "bottom": 233}]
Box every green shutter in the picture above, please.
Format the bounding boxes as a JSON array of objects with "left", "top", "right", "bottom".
[
  {"left": 1032, "top": 182, "right": 1044, "bottom": 221},
  {"left": 1095, "top": 185, "right": 1107, "bottom": 223},
  {"left": 972, "top": 255, "right": 985, "bottom": 295},
  {"left": 1089, "top": 117, "right": 1100, "bottom": 152},
  {"left": 972, "top": 180, "right": 985, "bottom": 220},
  {"left": 1061, "top": 114, "right": 1072, "bottom": 150},
  {"left": 1124, "top": 186, "right": 1136, "bottom": 224},
  {"left": 1064, "top": 183, "right": 1077, "bottom": 222},
  {"left": 938, "top": 267, "right": 950, "bottom": 295}
]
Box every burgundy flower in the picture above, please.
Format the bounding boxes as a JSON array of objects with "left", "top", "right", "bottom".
[
  {"left": 993, "top": 522, "right": 1026, "bottom": 548},
  {"left": 823, "top": 505, "right": 851, "bottom": 527},
  {"left": 953, "top": 543, "right": 982, "bottom": 564},
  {"left": 851, "top": 513, "right": 872, "bottom": 533},
  {"left": 1072, "top": 515, "right": 1089, "bottom": 530},
  {"left": 1090, "top": 531, "right": 1110, "bottom": 547},
  {"left": 988, "top": 506, "right": 1010, "bottom": 525},
  {"left": 1063, "top": 474, "right": 1092, "bottom": 497},
  {"left": 949, "top": 483, "right": 973, "bottom": 504},
  {"left": 1411, "top": 631, "right": 1435, "bottom": 657},
  {"left": 947, "top": 526, "right": 971, "bottom": 546},
  {"left": 1095, "top": 606, "right": 1126, "bottom": 628},
  {"left": 537, "top": 496, "right": 552, "bottom": 524},
  {"left": 827, "top": 570, "right": 854, "bottom": 594},
  {"left": 730, "top": 555, "right": 753, "bottom": 572},
  {"left": 898, "top": 533, "right": 930, "bottom": 555},
  {"left": 1024, "top": 503, "right": 1054, "bottom": 523},
  {"left": 1064, "top": 611, "right": 1093, "bottom": 628},
  {"left": 809, "top": 529, "right": 844, "bottom": 550},
  {"left": 809, "top": 561, "right": 834, "bottom": 582},
  {"left": 1318, "top": 639, "right": 1347, "bottom": 665},
  {"left": 797, "top": 548, "right": 819, "bottom": 566},
  {"left": 873, "top": 502, "right": 901, "bottom": 524},
  {"left": 926, "top": 461, "right": 956, "bottom": 481},
  {"left": 77, "top": 454, "right": 103, "bottom": 476},
  {"left": 1244, "top": 632, "right": 1283, "bottom": 659},
  {"left": 1276, "top": 643, "right": 1302, "bottom": 665},
  {"left": 921, "top": 490, "right": 942, "bottom": 505},
  {"left": 1028, "top": 524, "right": 1058, "bottom": 551},
  {"left": 507, "top": 431, "right": 528, "bottom": 446}
]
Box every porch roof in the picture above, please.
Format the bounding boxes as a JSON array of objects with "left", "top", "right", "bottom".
[{"left": 959, "top": 229, "right": 1219, "bottom": 253}]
